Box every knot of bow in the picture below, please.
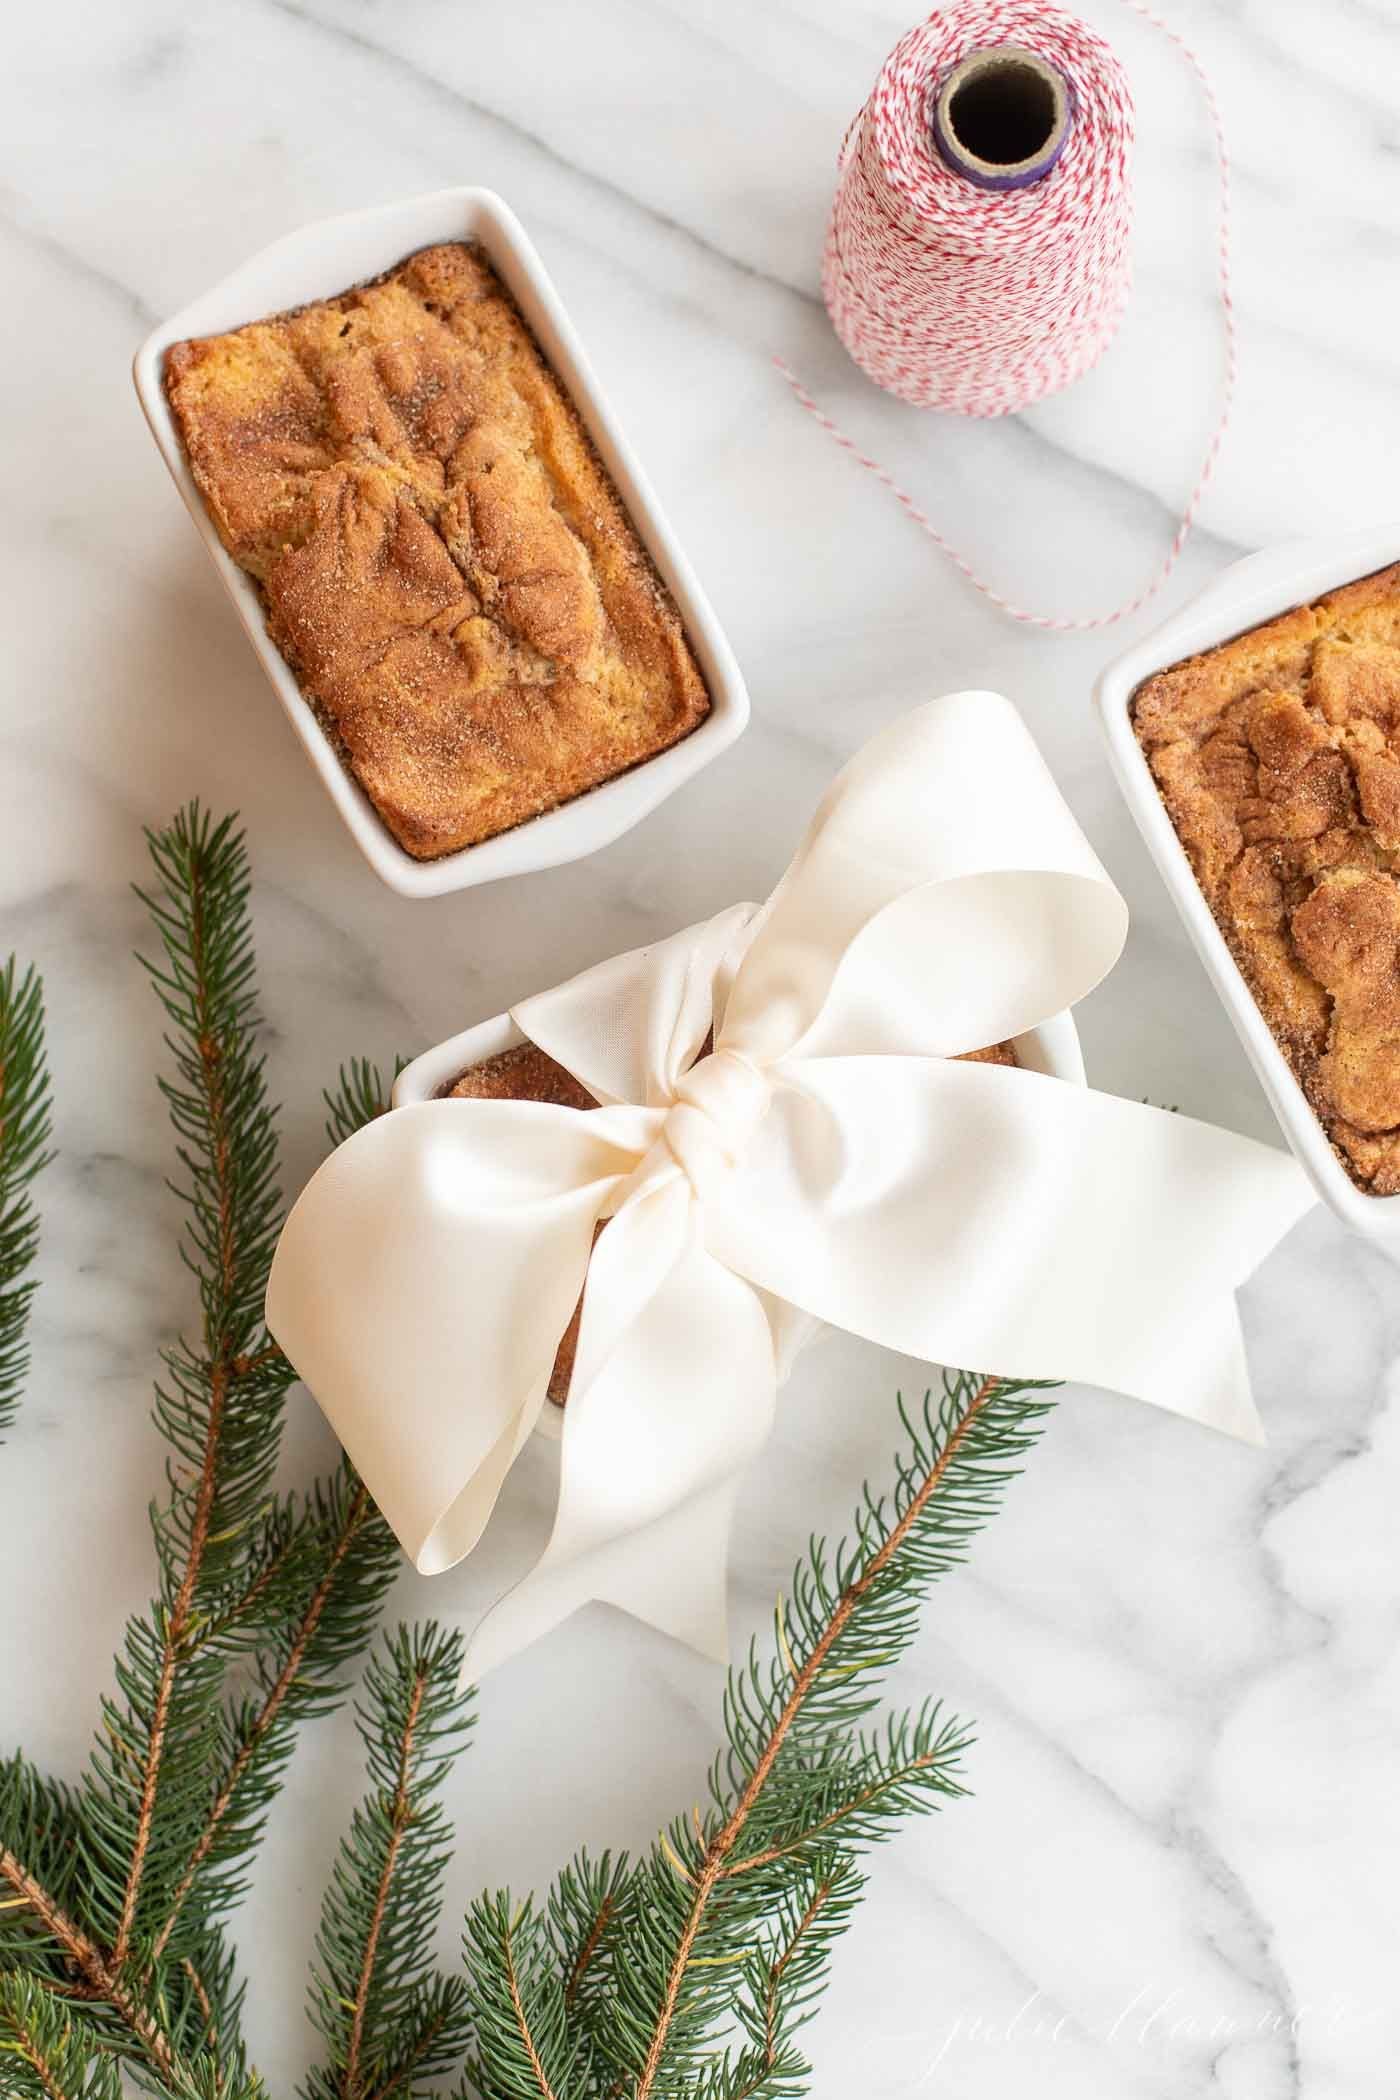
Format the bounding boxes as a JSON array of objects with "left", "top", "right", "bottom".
[
  {"left": 624, "top": 1047, "right": 773, "bottom": 1207},
  {"left": 267, "top": 693, "right": 1309, "bottom": 1674}
]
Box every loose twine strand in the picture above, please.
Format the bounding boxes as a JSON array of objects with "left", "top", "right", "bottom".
[{"left": 778, "top": 0, "right": 1235, "bottom": 632}]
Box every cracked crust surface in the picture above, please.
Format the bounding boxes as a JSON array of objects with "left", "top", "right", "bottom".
[
  {"left": 1132, "top": 562, "right": 1400, "bottom": 1194},
  {"left": 165, "top": 242, "right": 710, "bottom": 858},
  {"left": 446, "top": 1034, "right": 1020, "bottom": 1403}
]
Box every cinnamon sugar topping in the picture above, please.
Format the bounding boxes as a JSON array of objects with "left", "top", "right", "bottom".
[
  {"left": 1133, "top": 562, "right": 1400, "bottom": 1193},
  {"left": 165, "top": 243, "right": 710, "bottom": 858}
]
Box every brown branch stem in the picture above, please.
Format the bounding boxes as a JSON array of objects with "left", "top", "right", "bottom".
[
  {"left": 0, "top": 1849, "right": 177, "bottom": 2084},
  {"left": 722, "top": 1875, "right": 834, "bottom": 2099},
  {"left": 633, "top": 1375, "right": 999, "bottom": 2100},
  {"left": 113, "top": 1361, "right": 228, "bottom": 1967},
  {"left": 359, "top": 1995, "right": 457, "bottom": 2100},
  {"left": 2, "top": 2005, "right": 77, "bottom": 2100},
  {"left": 115, "top": 867, "right": 242, "bottom": 1969},
  {"left": 503, "top": 1923, "right": 560, "bottom": 2100},
  {"left": 563, "top": 1895, "right": 615, "bottom": 2008},
  {"left": 180, "top": 1957, "right": 217, "bottom": 2058},
  {"left": 184, "top": 1513, "right": 302, "bottom": 1656},
  {"left": 146, "top": 1486, "right": 372, "bottom": 1972},
  {"left": 342, "top": 1658, "right": 429, "bottom": 2100},
  {"left": 721, "top": 1752, "right": 947, "bottom": 1879},
  {"left": 228, "top": 1345, "right": 285, "bottom": 1380}
]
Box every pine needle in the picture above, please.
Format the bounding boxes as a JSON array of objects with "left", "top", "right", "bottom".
[{"left": 0, "top": 957, "right": 52, "bottom": 1439}]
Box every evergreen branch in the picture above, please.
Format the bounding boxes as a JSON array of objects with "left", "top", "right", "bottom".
[
  {"left": 718, "top": 1712, "right": 970, "bottom": 1879},
  {"left": 88, "top": 809, "right": 296, "bottom": 1966},
  {"left": 0, "top": 1973, "right": 122, "bottom": 2100},
  {"left": 145, "top": 1929, "right": 248, "bottom": 2081},
  {"left": 0, "top": 1762, "right": 85, "bottom": 1981},
  {"left": 1, "top": 812, "right": 403, "bottom": 2096},
  {"left": 354, "top": 1979, "right": 468, "bottom": 2100},
  {"left": 536, "top": 1854, "right": 635, "bottom": 2094},
  {"left": 147, "top": 1472, "right": 398, "bottom": 1973},
  {"left": 341, "top": 1660, "right": 425, "bottom": 2099},
  {"left": 463, "top": 1897, "right": 577, "bottom": 2100},
  {"left": 683, "top": 1854, "right": 863, "bottom": 2100},
  {"left": 524, "top": 1370, "right": 1057, "bottom": 2100},
  {"left": 0, "top": 1850, "right": 176, "bottom": 2086},
  {"left": 177, "top": 1960, "right": 216, "bottom": 2058},
  {"left": 180, "top": 1496, "right": 318, "bottom": 1659},
  {"left": 323, "top": 1061, "right": 402, "bottom": 1153},
  {"left": 634, "top": 1376, "right": 1002, "bottom": 2096},
  {"left": 0, "top": 1777, "right": 240, "bottom": 2087},
  {"left": 303, "top": 1626, "right": 474, "bottom": 2100},
  {"left": 554, "top": 1857, "right": 630, "bottom": 2010},
  {"left": 160, "top": 2060, "right": 265, "bottom": 2100},
  {"left": 0, "top": 958, "right": 52, "bottom": 1439},
  {"left": 110, "top": 1549, "right": 215, "bottom": 1968},
  {"left": 753, "top": 1866, "right": 843, "bottom": 2054}
]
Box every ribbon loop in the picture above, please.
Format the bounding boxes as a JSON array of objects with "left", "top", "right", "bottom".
[{"left": 266, "top": 692, "right": 1313, "bottom": 1675}]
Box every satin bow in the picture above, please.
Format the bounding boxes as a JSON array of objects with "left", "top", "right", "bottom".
[{"left": 266, "top": 693, "right": 1311, "bottom": 1673}]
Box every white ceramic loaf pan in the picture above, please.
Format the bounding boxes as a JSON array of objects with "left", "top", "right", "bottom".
[
  {"left": 133, "top": 187, "right": 749, "bottom": 897},
  {"left": 394, "top": 1009, "right": 1087, "bottom": 1109},
  {"left": 1096, "top": 524, "right": 1400, "bottom": 1240}
]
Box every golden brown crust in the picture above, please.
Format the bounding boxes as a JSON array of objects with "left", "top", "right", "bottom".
[
  {"left": 165, "top": 243, "right": 710, "bottom": 858},
  {"left": 445, "top": 1039, "right": 596, "bottom": 1113},
  {"left": 958, "top": 1039, "right": 1019, "bottom": 1067},
  {"left": 1132, "top": 562, "right": 1400, "bottom": 1193},
  {"left": 445, "top": 1035, "right": 1020, "bottom": 1403},
  {"left": 446, "top": 1043, "right": 597, "bottom": 1402}
]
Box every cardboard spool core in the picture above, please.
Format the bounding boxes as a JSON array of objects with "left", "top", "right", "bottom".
[{"left": 932, "top": 45, "right": 1072, "bottom": 191}]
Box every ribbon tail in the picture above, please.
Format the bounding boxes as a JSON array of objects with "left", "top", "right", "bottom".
[
  {"left": 465, "top": 1219, "right": 778, "bottom": 1675},
  {"left": 707, "top": 1058, "right": 1312, "bottom": 1444},
  {"left": 467, "top": 1477, "right": 740, "bottom": 1677},
  {"left": 1114, "top": 1291, "right": 1265, "bottom": 1446}
]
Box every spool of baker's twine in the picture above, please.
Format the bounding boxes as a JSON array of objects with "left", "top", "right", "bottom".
[{"left": 777, "top": 0, "right": 1235, "bottom": 631}]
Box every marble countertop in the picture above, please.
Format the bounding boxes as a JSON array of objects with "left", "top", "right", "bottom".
[{"left": 4, "top": 1, "right": 1398, "bottom": 2093}]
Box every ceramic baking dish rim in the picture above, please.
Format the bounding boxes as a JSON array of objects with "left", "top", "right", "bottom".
[
  {"left": 132, "top": 185, "right": 750, "bottom": 898},
  {"left": 1095, "top": 524, "right": 1400, "bottom": 1238}
]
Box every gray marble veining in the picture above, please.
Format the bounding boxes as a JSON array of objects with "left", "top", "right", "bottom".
[{"left": 2, "top": 2, "right": 1397, "bottom": 2093}]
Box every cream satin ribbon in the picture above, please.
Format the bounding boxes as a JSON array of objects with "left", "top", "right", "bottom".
[{"left": 266, "top": 692, "right": 1312, "bottom": 1674}]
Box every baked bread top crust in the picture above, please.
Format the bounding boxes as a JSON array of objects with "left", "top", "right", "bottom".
[
  {"left": 1132, "top": 562, "right": 1400, "bottom": 1193},
  {"left": 166, "top": 243, "right": 710, "bottom": 858}
]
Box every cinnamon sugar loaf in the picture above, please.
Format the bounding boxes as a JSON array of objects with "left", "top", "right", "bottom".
[
  {"left": 1132, "top": 562, "right": 1400, "bottom": 1194},
  {"left": 165, "top": 243, "right": 710, "bottom": 858},
  {"left": 448, "top": 1034, "right": 1021, "bottom": 1404}
]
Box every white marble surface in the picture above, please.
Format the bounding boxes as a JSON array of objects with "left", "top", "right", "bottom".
[{"left": 4, "top": 1, "right": 1400, "bottom": 2093}]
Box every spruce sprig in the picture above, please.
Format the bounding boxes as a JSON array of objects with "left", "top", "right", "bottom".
[
  {"left": 465, "top": 1372, "right": 1055, "bottom": 2099},
  {"left": 0, "top": 809, "right": 400, "bottom": 2095},
  {"left": 465, "top": 1369, "right": 1057, "bottom": 2091},
  {"left": 0, "top": 1971, "right": 124, "bottom": 2100},
  {"left": 142, "top": 1461, "right": 399, "bottom": 1979},
  {"left": 0, "top": 958, "right": 52, "bottom": 1439},
  {"left": 324, "top": 1059, "right": 405, "bottom": 1152},
  {"left": 303, "top": 1623, "right": 474, "bottom": 2100}
]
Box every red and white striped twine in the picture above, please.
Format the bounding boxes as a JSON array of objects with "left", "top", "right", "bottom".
[{"left": 779, "top": 0, "right": 1236, "bottom": 631}]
